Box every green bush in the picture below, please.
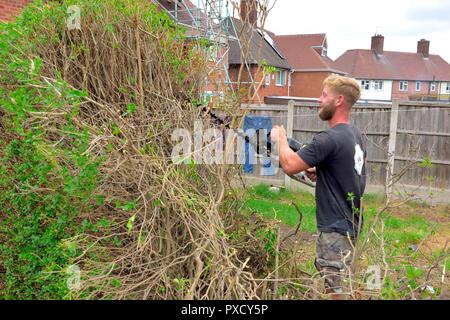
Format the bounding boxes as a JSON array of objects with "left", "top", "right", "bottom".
[
  {"left": 0, "top": 1, "right": 102, "bottom": 299},
  {"left": 0, "top": 0, "right": 202, "bottom": 299}
]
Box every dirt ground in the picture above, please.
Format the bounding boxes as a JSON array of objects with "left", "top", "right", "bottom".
[{"left": 391, "top": 203, "right": 449, "bottom": 252}]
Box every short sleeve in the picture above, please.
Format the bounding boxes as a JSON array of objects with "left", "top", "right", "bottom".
[{"left": 296, "top": 132, "right": 336, "bottom": 167}]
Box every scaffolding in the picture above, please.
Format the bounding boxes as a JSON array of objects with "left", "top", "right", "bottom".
[{"left": 150, "top": 1, "right": 261, "bottom": 103}]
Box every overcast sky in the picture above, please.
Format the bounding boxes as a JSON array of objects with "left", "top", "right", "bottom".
[{"left": 263, "top": 0, "right": 450, "bottom": 63}]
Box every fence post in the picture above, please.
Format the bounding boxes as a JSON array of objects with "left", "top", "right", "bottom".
[
  {"left": 386, "top": 100, "right": 399, "bottom": 202},
  {"left": 284, "top": 100, "right": 295, "bottom": 189}
]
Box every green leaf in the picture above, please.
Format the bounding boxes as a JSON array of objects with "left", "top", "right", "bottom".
[
  {"left": 96, "top": 195, "right": 105, "bottom": 206},
  {"left": 127, "top": 214, "right": 136, "bottom": 234},
  {"left": 127, "top": 103, "right": 136, "bottom": 114},
  {"left": 111, "top": 123, "right": 120, "bottom": 136},
  {"left": 122, "top": 200, "right": 137, "bottom": 211},
  {"left": 105, "top": 23, "right": 114, "bottom": 33},
  {"left": 122, "top": 103, "right": 136, "bottom": 117},
  {"left": 110, "top": 279, "right": 121, "bottom": 288},
  {"left": 419, "top": 157, "right": 433, "bottom": 169}
]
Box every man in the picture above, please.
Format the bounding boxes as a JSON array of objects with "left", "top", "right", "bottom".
[{"left": 271, "top": 74, "right": 366, "bottom": 298}]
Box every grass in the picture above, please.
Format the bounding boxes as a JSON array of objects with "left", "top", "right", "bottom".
[
  {"left": 241, "top": 184, "right": 448, "bottom": 299},
  {"left": 244, "top": 185, "right": 316, "bottom": 233},
  {"left": 242, "top": 184, "right": 440, "bottom": 245}
]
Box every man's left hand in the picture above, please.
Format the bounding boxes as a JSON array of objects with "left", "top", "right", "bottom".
[
  {"left": 306, "top": 167, "right": 317, "bottom": 182},
  {"left": 271, "top": 125, "right": 287, "bottom": 144}
]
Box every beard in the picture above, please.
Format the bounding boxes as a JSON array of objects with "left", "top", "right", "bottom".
[{"left": 318, "top": 103, "right": 336, "bottom": 121}]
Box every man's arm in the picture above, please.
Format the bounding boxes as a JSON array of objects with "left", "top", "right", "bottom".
[{"left": 272, "top": 125, "right": 311, "bottom": 175}]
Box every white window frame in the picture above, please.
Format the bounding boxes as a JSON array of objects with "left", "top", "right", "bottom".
[
  {"left": 202, "top": 91, "right": 214, "bottom": 104},
  {"left": 265, "top": 74, "right": 270, "bottom": 86},
  {"left": 430, "top": 82, "right": 436, "bottom": 92},
  {"left": 415, "top": 81, "right": 421, "bottom": 92},
  {"left": 399, "top": 81, "right": 409, "bottom": 92},
  {"left": 446, "top": 82, "right": 450, "bottom": 93},
  {"left": 373, "top": 80, "right": 383, "bottom": 91},
  {"left": 276, "top": 70, "right": 286, "bottom": 86},
  {"left": 361, "top": 80, "right": 370, "bottom": 91}
]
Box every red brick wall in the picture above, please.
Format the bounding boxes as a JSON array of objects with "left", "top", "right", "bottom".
[
  {"left": 391, "top": 80, "right": 432, "bottom": 100},
  {"left": 203, "top": 45, "right": 228, "bottom": 95},
  {"left": 258, "top": 69, "right": 289, "bottom": 102},
  {"left": 229, "top": 65, "right": 290, "bottom": 104},
  {"left": 290, "top": 71, "right": 331, "bottom": 98},
  {"left": 0, "top": 0, "right": 32, "bottom": 21}
]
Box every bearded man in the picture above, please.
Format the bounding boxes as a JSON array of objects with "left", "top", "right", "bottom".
[{"left": 271, "top": 74, "right": 367, "bottom": 299}]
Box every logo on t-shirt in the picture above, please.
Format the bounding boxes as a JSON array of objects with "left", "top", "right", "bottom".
[{"left": 354, "top": 144, "right": 364, "bottom": 176}]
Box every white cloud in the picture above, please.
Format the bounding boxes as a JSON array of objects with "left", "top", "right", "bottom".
[{"left": 264, "top": 0, "right": 450, "bottom": 62}]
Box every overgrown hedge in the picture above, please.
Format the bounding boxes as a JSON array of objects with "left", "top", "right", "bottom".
[
  {"left": 0, "top": 1, "right": 102, "bottom": 299},
  {"left": 0, "top": 0, "right": 261, "bottom": 300},
  {"left": 0, "top": 0, "right": 196, "bottom": 299}
]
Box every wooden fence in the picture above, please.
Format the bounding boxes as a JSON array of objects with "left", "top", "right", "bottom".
[{"left": 243, "top": 100, "right": 450, "bottom": 196}]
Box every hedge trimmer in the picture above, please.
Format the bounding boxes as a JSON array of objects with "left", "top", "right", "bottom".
[{"left": 204, "top": 108, "right": 316, "bottom": 188}]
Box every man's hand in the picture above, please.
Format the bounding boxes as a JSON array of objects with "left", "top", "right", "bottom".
[
  {"left": 271, "top": 125, "right": 311, "bottom": 176},
  {"left": 306, "top": 167, "right": 317, "bottom": 182},
  {"left": 270, "top": 125, "right": 287, "bottom": 144}
]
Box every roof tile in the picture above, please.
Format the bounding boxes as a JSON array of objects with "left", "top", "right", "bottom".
[
  {"left": 335, "top": 49, "right": 450, "bottom": 81},
  {"left": 273, "top": 34, "right": 344, "bottom": 73},
  {"left": 227, "top": 18, "right": 291, "bottom": 70}
]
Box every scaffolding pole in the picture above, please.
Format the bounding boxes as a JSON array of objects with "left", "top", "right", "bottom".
[{"left": 153, "top": 1, "right": 259, "bottom": 101}]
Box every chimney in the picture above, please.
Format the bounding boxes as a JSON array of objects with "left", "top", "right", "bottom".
[
  {"left": 240, "top": 0, "right": 258, "bottom": 27},
  {"left": 371, "top": 34, "right": 384, "bottom": 55},
  {"left": 417, "top": 39, "right": 430, "bottom": 58}
]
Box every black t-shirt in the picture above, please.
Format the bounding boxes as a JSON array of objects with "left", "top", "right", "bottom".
[{"left": 297, "top": 123, "right": 366, "bottom": 238}]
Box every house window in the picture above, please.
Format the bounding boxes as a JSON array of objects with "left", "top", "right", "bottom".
[
  {"left": 373, "top": 80, "right": 383, "bottom": 91},
  {"left": 202, "top": 91, "right": 214, "bottom": 104},
  {"left": 430, "top": 82, "right": 436, "bottom": 92},
  {"left": 361, "top": 80, "right": 370, "bottom": 90},
  {"left": 415, "top": 81, "right": 421, "bottom": 92},
  {"left": 322, "top": 47, "right": 328, "bottom": 57},
  {"left": 446, "top": 83, "right": 450, "bottom": 93},
  {"left": 265, "top": 74, "right": 270, "bottom": 86},
  {"left": 399, "top": 81, "right": 409, "bottom": 91},
  {"left": 276, "top": 70, "right": 286, "bottom": 86}
]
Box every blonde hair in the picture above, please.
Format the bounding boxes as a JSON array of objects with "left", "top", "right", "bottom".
[{"left": 323, "top": 74, "right": 361, "bottom": 108}]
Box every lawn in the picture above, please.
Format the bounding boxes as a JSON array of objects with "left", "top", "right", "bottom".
[{"left": 240, "top": 184, "right": 449, "bottom": 300}]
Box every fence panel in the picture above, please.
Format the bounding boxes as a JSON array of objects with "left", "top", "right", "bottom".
[
  {"left": 394, "top": 102, "right": 450, "bottom": 189},
  {"left": 241, "top": 100, "right": 450, "bottom": 192}
]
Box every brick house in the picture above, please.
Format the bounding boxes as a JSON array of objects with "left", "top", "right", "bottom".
[
  {"left": 227, "top": 0, "right": 291, "bottom": 104},
  {"left": 334, "top": 34, "right": 450, "bottom": 101},
  {"left": 273, "top": 33, "right": 345, "bottom": 99},
  {"left": 1, "top": 0, "right": 230, "bottom": 101},
  {"left": 152, "top": 0, "right": 230, "bottom": 101},
  {"left": 0, "top": 0, "right": 32, "bottom": 21}
]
